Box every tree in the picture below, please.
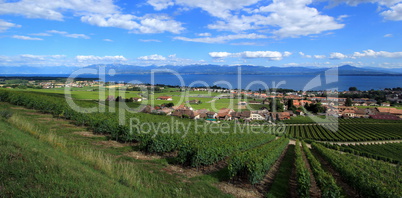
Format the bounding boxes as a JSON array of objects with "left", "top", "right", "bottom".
[
  {"left": 270, "top": 99, "right": 284, "bottom": 112},
  {"left": 349, "top": 87, "right": 358, "bottom": 91},
  {"left": 162, "top": 102, "right": 174, "bottom": 108},
  {"left": 345, "top": 97, "right": 353, "bottom": 106},
  {"left": 287, "top": 99, "right": 294, "bottom": 109}
]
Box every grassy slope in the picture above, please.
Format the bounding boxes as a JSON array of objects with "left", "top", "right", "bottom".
[
  {"left": 0, "top": 119, "right": 145, "bottom": 197},
  {"left": 0, "top": 103, "right": 232, "bottom": 198}
]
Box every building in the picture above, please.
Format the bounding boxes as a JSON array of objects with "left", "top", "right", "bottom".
[
  {"left": 157, "top": 96, "right": 173, "bottom": 101},
  {"left": 217, "top": 108, "right": 234, "bottom": 120},
  {"left": 131, "top": 97, "right": 142, "bottom": 102},
  {"left": 250, "top": 113, "right": 265, "bottom": 120}
]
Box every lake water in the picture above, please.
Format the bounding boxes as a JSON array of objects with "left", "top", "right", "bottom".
[{"left": 3, "top": 73, "right": 402, "bottom": 91}]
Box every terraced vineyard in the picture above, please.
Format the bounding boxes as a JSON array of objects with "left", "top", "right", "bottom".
[
  {"left": 285, "top": 123, "right": 402, "bottom": 141},
  {"left": 322, "top": 142, "right": 402, "bottom": 164},
  {"left": 1, "top": 89, "right": 401, "bottom": 197},
  {"left": 313, "top": 143, "right": 402, "bottom": 197}
]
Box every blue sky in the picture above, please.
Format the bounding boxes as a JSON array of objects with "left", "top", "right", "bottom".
[{"left": 0, "top": 0, "right": 401, "bottom": 68}]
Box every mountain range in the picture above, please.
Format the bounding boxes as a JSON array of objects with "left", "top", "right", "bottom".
[{"left": 1, "top": 64, "right": 402, "bottom": 76}]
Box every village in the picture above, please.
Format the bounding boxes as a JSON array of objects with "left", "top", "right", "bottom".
[
  {"left": 2, "top": 78, "right": 401, "bottom": 121},
  {"left": 105, "top": 86, "right": 402, "bottom": 122}
]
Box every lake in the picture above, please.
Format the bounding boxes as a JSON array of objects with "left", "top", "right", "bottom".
[{"left": 3, "top": 73, "right": 402, "bottom": 91}]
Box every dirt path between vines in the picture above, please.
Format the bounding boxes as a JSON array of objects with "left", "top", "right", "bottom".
[
  {"left": 254, "top": 145, "right": 289, "bottom": 195},
  {"left": 289, "top": 160, "right": 298, "bottom": 198},
  {"left": 311, "top": 149, "right": 360, "bottom": 198},
  {"left": 300, "top": 147, "right": 321, "bottom": 198}
]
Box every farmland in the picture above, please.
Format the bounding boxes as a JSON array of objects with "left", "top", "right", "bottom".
[{"left": 0, "top": 88, "right": 401, "bottom": 197}]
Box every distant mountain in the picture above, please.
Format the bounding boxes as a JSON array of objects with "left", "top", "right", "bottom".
[
  {"left": 365, "top": 67, "right": 402, "bottom": 74},
  {"left": 1, "top": 64, "right": 401, "bottom": 76},
  {"left": 85, "top": 64, "right": 401, "bottom": 76},
  {"left": 336, "top": 65, "right": 393, "bottom": 75},
  {"left": 0, "top": 66, "right": 80, "bottom": 74}
]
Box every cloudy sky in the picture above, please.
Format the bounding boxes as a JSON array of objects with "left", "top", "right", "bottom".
[{"left": 0, "top": 0, "right": 401, "bottom": 68}]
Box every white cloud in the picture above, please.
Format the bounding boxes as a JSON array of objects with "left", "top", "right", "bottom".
[
  {"left": 47, "top": 30, "right": 68, "bottom": 34},
  {"left": 12, "top": 35, "right": 43, "bottom": 40},
  {"left": 384, "top": 33, "right": 393, "bottom": 37},
  {"left": 299, "top": 52, "right": 311, "bottom": 58},
  {"left": 174, "top": 33, "right": 267, "bottom": 43},
  {"left": 65, "top": 33, "right": 90, "bottom": 39},
  {"left": 20, "top": 54, "right": 45, "bottom": 60},
  {"left": 314, "top": 55, "right": 327, "bottom": 59},
  {"left": 0, "top": 0, "right": 118, "bottom": 21},
  {"left": 329, "top": 52, "right": 348, "bottom": 59},
  {"left": 209, "top": 52, "right": 232, "bottom": 58},
  {"left": 209, "top": 50, "right": 291, "bottom": 61},
  {"left": 103, "top": 39, "right": 113, "bottom": 42},
  {"left": 0, "top": 0, "right": 183, "bottom": 34},
  {"left": 81, "top": 14, "right": 184, "bottom": 34},
  {"left": 47, "top": 30, "right": 90, "bottom": 39},
  {"left": 81, "top": 14, "right": 140, "bottom": 30},
  {"left": 174, "top": 0, "right": 260, "bottom": 19},
  {"left": 30, "top": 33, "right": 52, "bottom": 36},
  {"left": 230, "top": 42, "right": 262, "bottom": 46},
  {"left": 137, "top": 54, "right": 166, "bottom": 61},
  {"left": 0, "top": 54, "right": 68, "bottom": 66},
  {"left": 0, "top": 19, "right": 21, "bottom": 32},
  {"left": 299, "top": 52, "right": 326, "bottom": 59},
  {"left": 328, "top": 0, "right": 401, "bottom": 7},
  {"left": 136, "top": 15, "right": 184, "bottom": 34},
  {"left": 76, "top": 55, "right": 127, "bottom": 62},
  {"left": 328, "top": 0, "right": 402, "bottom": 21},
  {"left": 283, "top": 51, "right": 292, "bottom": 57},
  {"left": 198, "top": 32, "right": 211, "bottom": 37},
  {"left": 205, "top": 0, "right": 344, "bottom": 38},
  {"left": 139, "top": 39, "right": 162, "bottom": 42},
  {"left": 240, "top": 51, "right": 288, "bottom": 60},
  {"left": 148, "top": 0, "right": 175, "bottom": 11},
  {"left": 352, "top": 49, "right": 402, "bottom": 58},
  {"left": 381, "top": 3, "right": 402, "bottom": 20}
]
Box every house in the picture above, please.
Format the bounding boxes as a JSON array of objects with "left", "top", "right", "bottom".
[
  {"left": 172, "top": 109, "right": 198, "bottom": 119},
  {"left": 195, "top": 109, "right": 208, "bottom": 119},
  {"left": 342, "top": 109, "right": 355, "bottom": 118},
  {"left": 381, "top": 102, "right": 391, "bottom": 107},
  {"left": 106, "top": 95, "right": 115, "bottom": 101},
  {"left": 250, "top": 113, "right": 265, "bottom": 120},
  {"left": 206, "top": 111, "right": 217, "bottom": 119},
  {"left": 354, "top": 109, "right": 369, "bottom": 118},
  {"left": 141, "top": 105, "right": 154, "bottom": 113},
  {"left": 217, "top": 108, "right": 235, "bottom": 120},
  {"left": 295, "top": 110, "right": 304, "bottom": 116},
  {"left": 172, "top": 104, "right": 188, "bottom": 110},
  {"left": 278, "top": 112, "right": 291, "bottom": 120},
  {"left": 231, "top": 111, "right": 251, "bottom": 120},
  {"left": 131, "top": 97, "right": 142, "bottom": 102},
  {"left": 160, "top": 108, "right": 173, "bottom": 115},
  {"left": 269, "top": 112, "right": 291, "bottom": 120},
  {"left": 157, "top": 96, "right": 173, "bottom": 101}
]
